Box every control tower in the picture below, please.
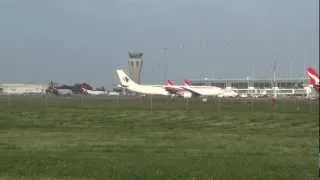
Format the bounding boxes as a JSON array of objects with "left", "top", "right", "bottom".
[{"left": 128, "top": 52, "right": 143, "bottom": 84}]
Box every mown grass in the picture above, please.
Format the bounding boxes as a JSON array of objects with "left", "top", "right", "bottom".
[{"left": 0, "top": 96, "right": 318, "bottom": 180}]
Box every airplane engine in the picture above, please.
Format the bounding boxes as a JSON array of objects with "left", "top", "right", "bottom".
[
  {"left": 183, "top": 91, "right": 192, "bottom": 98},
  {"left": 217, "top": 94, "right": 224, "bottom": 98},
  {"left": 177, "top": 90, "right": 192, "bottom": 98}
]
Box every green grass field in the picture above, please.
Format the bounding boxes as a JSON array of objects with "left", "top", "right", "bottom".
[{"left": 0, "top": 97, "right": 318, "bottom": 180}]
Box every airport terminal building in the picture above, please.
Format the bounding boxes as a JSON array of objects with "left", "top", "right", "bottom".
[{"left": 189, "top": 77, "right": 316, "bottom": 97}]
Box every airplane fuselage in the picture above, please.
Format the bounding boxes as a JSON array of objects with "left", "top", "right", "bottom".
[
  {"left": 85, "top": 89, "right": 107, "bottom": 95},
  {"left": 125, "top": 84, "right": 170, "bottom": 96},
  {"left": 182, "top": 86, "right": 224, "bottom": 96},
  {"left": 53, "top": 89, "right": 73, "bottom": 96}
]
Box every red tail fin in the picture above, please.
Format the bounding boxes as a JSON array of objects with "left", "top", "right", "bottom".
[
  {"left": 307, "top": 67, "right": 319, "bottom": 77},
  {"left": 183, "top": 79, "right": 191, "bottom": 86},
  {"left": 166, "top": 80, "right": 174, "bottom": 86},
  {"left": 307, "top": 67, "right": 319, "bottom": 86},
  {"left": 80, "top": 86, "right": 88, "bottom": 94},
  {"left": 307, "top": 67, "right": 320, "bottom": 94}
]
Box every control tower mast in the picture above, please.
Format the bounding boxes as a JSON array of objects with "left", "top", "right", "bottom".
[{"left": 128, "top": 52, "right": 143, "bottom": 84}]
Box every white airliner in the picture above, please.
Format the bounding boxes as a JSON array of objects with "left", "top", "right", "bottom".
[
  {"left": 184, "top": 80, "right": 238, "bottom": 97},
  {"left": 217, "top": 88, "right": 238, "bottom": 98},
  {"left": 182, "top": 80, "right": 223, "bottom": 96},
  {"left": 116, "top": 69, "right": 171, "bottom": 96},
  {"left": 165, "top": 80, "right": 238, "bottom": 98}
]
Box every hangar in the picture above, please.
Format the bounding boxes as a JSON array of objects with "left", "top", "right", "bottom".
[{"left": 0, "top": 83, "right": 48, "bottom": 95}]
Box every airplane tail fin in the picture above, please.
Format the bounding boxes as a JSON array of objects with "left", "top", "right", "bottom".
[
  {"left": 307, "top": 67, "right": 320, "bottom": 93},
  {"left": 116, "top": 69, "right": 137, "bottom": 87},
  {"left": 80, "top": 86, "right": 88, "bottom": 94},
  {"left": 166, "top": 80, "right": 174, "bottom": 86},
  {"left": 183, "top": 79, "right": 191, "bottom": 86},
  {"left": 307, "top": 67, "right": 319, "bottom": 86}
]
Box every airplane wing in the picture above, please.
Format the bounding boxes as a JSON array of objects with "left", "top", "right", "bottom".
[{"left": 182, "top": 86, "right": 202, "bottom": 96}]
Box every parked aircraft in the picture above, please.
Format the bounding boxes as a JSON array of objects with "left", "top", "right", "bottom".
[
  {"left": 164, "top": 80, "right": 238, "bottom": 98},
  {"left": 116, "top": 69, "right": 170, "bottom": 96},
  {"left": 46, "top": 81, "right": 73, "bottom": 96},
  {"left": 307, "top": 67, "right": 319, "bottom": 93},
  {"left": 116, "top": 69, "right": 238, "bottom": 98},
  {"left": 47, "top": 80, "right": 99, "bottom": 96},
  {"left": 80, "top": 87, "right": 107, "bottom": 95},
  {"left": 181, "top": 80, "right": 223, "bottom": 96},
  {"left": 217, "top": 88, "right": 238, "bottom": 98},
  {"left": 164, "top": 80, "right": 192, "bottom": 98},
  {"left": 52, "top": 88, "right": 73, "bottom": 96},
  {"left": 184, "top": 80, "right": 238, "bottom": 97}
]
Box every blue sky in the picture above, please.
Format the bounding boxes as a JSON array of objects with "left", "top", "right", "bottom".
[{"left": 0, "top": 0, "right": 318, "bottom": 87}]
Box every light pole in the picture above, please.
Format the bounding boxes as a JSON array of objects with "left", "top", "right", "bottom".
[
  {"left": 289, "top": 58, "right": 293, "bottom": 80},
  {"left": 162, "top": 48, "right": 168, "bottom": 83}
]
